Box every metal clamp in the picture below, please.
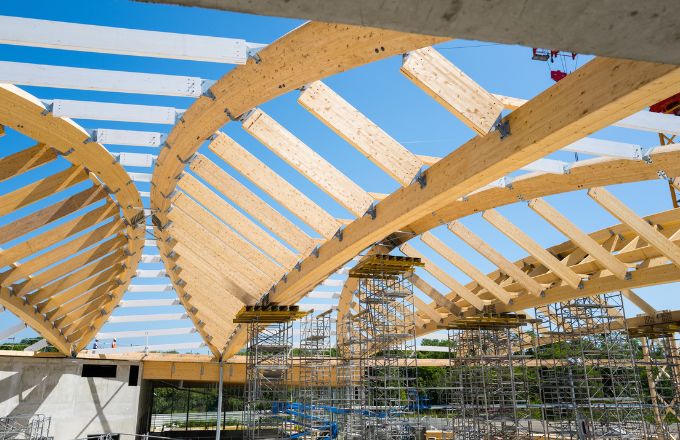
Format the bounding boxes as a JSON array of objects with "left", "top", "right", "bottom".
[{"left": 493, "top": 114, "right": 511, "bottom": 140}]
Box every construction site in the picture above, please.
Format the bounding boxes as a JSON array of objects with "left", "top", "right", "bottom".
[{"left": 1, "top": 1, "right": 680, "bottom": 439}]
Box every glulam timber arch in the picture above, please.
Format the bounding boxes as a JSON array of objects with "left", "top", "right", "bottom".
[
  {"left": 0, "top": 84, "right": 144, "bottom": 355},
  {"left": 146, "top": 20, "right": 680, "bottom": 358}
]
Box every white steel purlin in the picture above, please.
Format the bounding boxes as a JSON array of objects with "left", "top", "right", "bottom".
[
  {"left": 127, "top": 284, "right": 174, "bottom": 293},
  {"left": 0, "top": 323, "right": 26, "bottom": 341},
  {"left": 50, "top": 99, "right": 180, "bottom": 124},
  {"left": 563, "top": 137, "right": 647, "bottom": 160},
  {"left": 0, "top": 15, "right": 257, "bottom": 64},
  {"left": 118, "top": 299, "right": 181, "bottom": 308},
  {"left": 94, "top": 129, "right": 165, "bottom": 147},
  {"left": 107, "top": 313, "right": 189, "bottom": 323},
  {"left": 617, "top": 111, "right": 680, "bottom": 136},
  {"left": 96, "top": 327, "right": 195, "bottom": 339},
  {"left": 0, "top": 61, "right": 206, "bottom": 97},
  {"left": 23, "top": 338, "right": 47, "bottom": 352},
  {"left": 92, "top": 341, "right": 204, "bottom": 354}
]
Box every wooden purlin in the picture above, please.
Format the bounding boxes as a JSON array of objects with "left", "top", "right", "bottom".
[
  {"left": 13, "top": 234, "right": 126, "bottom": 296},
  {"left": 0, "top": 84, "right": 144, "bottom": 355},
  {"left": 34, "top": 264, "right": 122, "bottom": 315},
  {"left": 153, "top": 214, "right": 250, "bottom": 354},
  {"left": 400, "top": 243, "right": 485, "bottom": 310},
  {"left": 0, "top": 185, "right": 108, "bottom": 245},
  {"left": 0, "top": 202, "right": 119, "bottom": 267},
  {"left": 400, "top": 47, "right": 505, "bottom": 135},
  {"left": 73, "top": 227, "right": 145, "bottom": 353},
  {"left": 528, "top": 197, "right": 629, "bottom": 280},
  {"left": 410, "top": 273, "right": 461, "bottom": 314},
  {"left": 189, "top": 155, "right": 316, "bottom": 254},
  {"left": 0, "top": 286, "right": 71, "bottom": 354},
  {"left": 242, "top": 108, "right": 374, "bottom": 217},
  {"left": 151, "top": 23, "right": 446, "bottom": 222},
  {"left": 0, "top": 219, "right": 124, "bottom": 286},
  {"left": 447, "top": 221, "right": 543, "bottom": 297},
  {"left": 224, "top": 58, "right": 680, "bottom": 357},
  {"left": 420, "top": 232, "right": 513, "bottom": 304},
  {"left": 621, "top": 288, "right": 657, "bottom": 316},
  {"left": 0, "top": 166, "right": 89, "bottom": 217},
  {"left": 0, "top": 142, "right": 56, "bottom": 183},
  {"left": 482, "top": 209, "right": 583, "bottom": 290},
  {"left": 209, "top": 132, "right": 340, "bottom": 238},
  {"left": 172, "top": 242, "right": 259, "bottom": 303},
  {"left": 589, "top": 186, "right": 680, "bottom": 269},
  {"left": 25, "top": 249, "right": 125, "bottom": 305},
  {"left": 177, "top": 171, "right": 299, "bottom": 268},
  {"left": 414, "top": 209, "right": 680, "bottom": 338},
  {"left": 166, "top": 207, "right": 275, "bottom": 289},
  {"left": 171, "top": 191, "right": 284, "bottom": 279},
  {"left": 298, "top": 81, "right": 423, "bottom": 186}
]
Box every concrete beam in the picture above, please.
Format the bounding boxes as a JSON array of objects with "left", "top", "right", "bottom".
[{"left": 135, "top": 0, "right": 680, "bottom": 65}]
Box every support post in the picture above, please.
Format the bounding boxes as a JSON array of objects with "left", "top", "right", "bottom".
[{"left": 216, "top": 356, "right": 223, "bottom": 440}]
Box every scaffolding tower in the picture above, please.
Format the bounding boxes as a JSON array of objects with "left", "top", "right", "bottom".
[
  {"left": 445, "top": 311, "right": 536, "bottom": 439},
  {"left": 343, "top": 254, "right": 423, "bottom": 440},
  {"left": 295, "top": 308, "right": 337, "bottom": 439},
  {"left": 0, "top": 415, "right": 51, "bottom": 440},
  {"left": 533, "top": 292, "right": 648, "bottom": 439},
  {"left": 629, "top": 313, "right": 680, "bottom": 439},
  {"left": 235, "top": 304, "right": 309, "bottom": 440}
]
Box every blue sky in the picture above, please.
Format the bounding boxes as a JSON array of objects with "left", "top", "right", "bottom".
[{"left": 0, "top": 0, "right": 677, "bottom": 352}]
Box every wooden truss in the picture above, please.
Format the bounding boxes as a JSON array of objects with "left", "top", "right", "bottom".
[{"left": 3, "top": 18, "right": 680, "bottom": 358}]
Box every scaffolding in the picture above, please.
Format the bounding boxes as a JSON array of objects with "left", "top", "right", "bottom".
[
  {"left": 235, "top": 304, "right": 309, "bottom": 440},
  {"left": 533, "top": 292, "right": 648, "bottom": 439},
  {"left": 629, "top": 313, "right": 680, "bottom": 440},
  {"left": 339, "top": 254, "right": 423, "bottom": 440},
  {"left": 0, "top": 415, "right": 51, "bottom": 440},
  {"left": 294, "top": 308, "right": 337, "bottom": 439},
  {"left": 445, "top": 312, "right": 535, "bottom": 439}
]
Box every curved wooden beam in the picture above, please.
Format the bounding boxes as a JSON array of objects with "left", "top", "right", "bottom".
[
  {"left": 0, "top": 84, "right": 145, "bottom": 355},
  {"left": 151, "top": 23, "right": 446, "bottom": 218}
]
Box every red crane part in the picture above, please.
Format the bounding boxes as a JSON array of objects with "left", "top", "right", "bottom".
[{"left": 650, "top": 92, "right": 680, "bottom": 116}]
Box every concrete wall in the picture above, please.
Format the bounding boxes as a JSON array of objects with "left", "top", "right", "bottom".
[{"left": 0, "top": 356, "right": 143, "bottom": 440}]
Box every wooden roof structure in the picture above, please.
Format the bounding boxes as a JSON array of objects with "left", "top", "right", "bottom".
[{"left": 0, "top": 6, "right": 680, "bottom": 358}]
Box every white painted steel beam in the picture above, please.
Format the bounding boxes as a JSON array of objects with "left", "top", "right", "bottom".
[
  {"left": 140, "top": 192, "right": 151, "bottom": 199},
  {"left": 563, "top": 138, "right": 647, "bottom": 160},
  {"left": 96, "top": 327, "right": 196, "bottom": 339},
  {"left": 107, "top": 313, "right": 188, "bottom": 323},
  {"left": 136, "top": 269, "right": 167, "bottom": 278},
  {"left": 415, "top": 345, "right": 449, "bottom": 352},
  {"left": 143, "top": 240, "right": 158, "bottom": 247},
  {"left": 0, "top": 323, "right": 26, "bottom": 341},
  {"left": 92, "top": 341, "right": 204, "bottom": 354},
  {"left": 616, "top": 111, "right": 680, "bottom": 136},
  {"left": 321, "top": 279, "right": 344, "bottom": 287},
  {"left": 112, "top": 153, "right": 156, "bottom": 168},
  {"left": 0, "top": 61, "right": 207, "bottom": 97},
  {"left": 0, "top": 15, "right": 259, "bottom": 64},
  {"left": 127, "top": 284, "right": 173, "bottom": 292},
  {"left": 140, "top": 254, "right": 162, "bottom": 263},
  {"left": 129, "top": 172, "right": 152, "bottom": 183},
  {"left": 49, "top": 99, "right": 180, "bottom": 124},
  {"left": 24, "top": 338, "right": 48, "bottom": 352},
  {"left": 93, "top": 129, "right": 165, "bottom": 147},
  {"left": 522, "top": 158, "right": 570, "bottom": 174},
  {"left": 118, "top": 299, "right": 180, "bottom": 308},
  {"left": 307, "top": 291, "right": 341, "bottom": 299}
]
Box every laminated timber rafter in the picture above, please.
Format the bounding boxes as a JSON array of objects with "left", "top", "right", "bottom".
[
  {"left": 215, "top": 55, "right": 680, "bottom": 356},
  {"left": 4, "top": 12, "right": 679, "bottom": 359},
  {"left": 208, "top": 132, "right": 341, "bottom": 238},
  {"left": 0, "top": 84, "right": 144, "bottom": 355}
]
